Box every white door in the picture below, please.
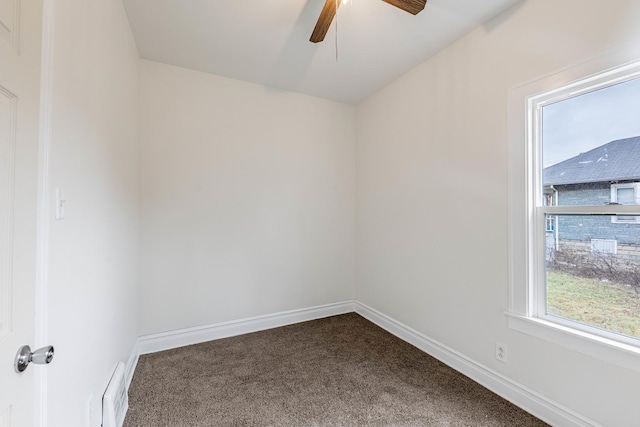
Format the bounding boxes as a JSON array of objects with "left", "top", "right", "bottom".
[{"left": 0, "top": 0, "right": 44, "bottom": 425}]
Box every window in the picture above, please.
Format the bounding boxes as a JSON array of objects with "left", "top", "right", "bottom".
[
  {"left": 543, "top": 191, "right": 556, "bottom": 232},
  {"left": 508, "top": 52, "right": 640, "bottom": 372},
  {"left": 611, "top": 183, "right": 640, "bottom": 223},
  {"left": 545, "top": 216, "right": 555, "bottom": 232}
]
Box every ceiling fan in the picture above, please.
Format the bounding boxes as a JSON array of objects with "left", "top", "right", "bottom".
[{"left": 310, "top": 0, "right": 427, "bottom": 43}]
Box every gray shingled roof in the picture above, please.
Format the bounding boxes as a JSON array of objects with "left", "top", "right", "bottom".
[{"left": 543, "top": 136, "right": 640, "bottom": 186}]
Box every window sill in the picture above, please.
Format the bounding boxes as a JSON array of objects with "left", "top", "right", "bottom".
[{"left": 506, "top": 312, "right": 640, "bottom": 373}]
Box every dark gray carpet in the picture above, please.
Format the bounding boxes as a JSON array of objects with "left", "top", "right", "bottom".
[{"left": 125, "top": 313, "right": 548, "bottom": 426}]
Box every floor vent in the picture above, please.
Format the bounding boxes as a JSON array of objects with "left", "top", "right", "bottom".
[{"left": 102, "top": 362, "right": 128, "bottom": 427}]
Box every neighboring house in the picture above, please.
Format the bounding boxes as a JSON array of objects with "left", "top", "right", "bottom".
[{"left": 543, "top": 136, "right": 640, "bottom": 256}]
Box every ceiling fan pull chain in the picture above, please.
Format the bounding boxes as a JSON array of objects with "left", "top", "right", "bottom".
[{"left": 335, "top": 0, "right": 339, "bottom": 62}]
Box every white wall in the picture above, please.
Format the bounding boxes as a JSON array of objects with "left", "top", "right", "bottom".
[
  {"left": 40, "top": 0, "right": 640, "bottom": 424},
  {"left": 356, "top": 0, "right": 640, "bottom": 425},
  {"left": 138, "top": 60, "right": 356, "bottom": 335},
  {"left": 45, "top": 0, "right": 140, "bottom": 425}
]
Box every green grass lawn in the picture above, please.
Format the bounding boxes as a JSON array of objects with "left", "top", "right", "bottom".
[{"left": 547, "top": 270, "right": 640, "bottom": 340}]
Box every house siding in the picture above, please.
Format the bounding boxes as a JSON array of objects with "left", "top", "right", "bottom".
[
  {"left": 553, "top": 183, "right": 640, "bottom": 244},
  {"left": 556, "top": 183, "right": 610, "bottom": 206}
]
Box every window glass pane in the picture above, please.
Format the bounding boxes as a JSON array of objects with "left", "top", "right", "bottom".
[
  {"left": 617, "top": 187, "right": 635, "bottom": 204},
  {"left": 541, "top": 77, "right": 640, "bottom": 207},
  {"left": 545, "top": 214, "right": 640, "bottom": 341}
]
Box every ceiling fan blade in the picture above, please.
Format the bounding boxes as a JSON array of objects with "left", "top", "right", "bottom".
[
  {"left": 310, "top": 0, "right": 342, "bottom": 43},
  {"left": 382, "top": 0, "right": 427, "bottom": 15}
]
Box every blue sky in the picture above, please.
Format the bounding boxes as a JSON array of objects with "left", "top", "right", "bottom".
[{"left": 542, "top": 77, "right": 640, "bottom": 167}]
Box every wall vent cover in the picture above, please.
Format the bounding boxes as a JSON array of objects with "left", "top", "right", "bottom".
[
  {"left": 591, "top": 238, "right": 617, "bottom": 255},
  {"left": 102, "top": 362, "right": 128, "bottom": 427}
]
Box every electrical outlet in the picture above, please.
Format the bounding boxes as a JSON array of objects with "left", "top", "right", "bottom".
[{"left": 495, "top": 342, "right": 507, "bottom": 363}]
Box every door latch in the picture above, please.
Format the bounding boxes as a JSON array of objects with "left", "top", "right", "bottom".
[{"left": 14, "top": 345, "right": 54, "bottom": 373}]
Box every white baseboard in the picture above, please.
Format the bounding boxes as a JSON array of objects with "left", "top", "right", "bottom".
[
  {"left": 137, "top": 300, "right": 356, "bottom": 355},
  {"left": 354, "top": 301, "right": 601, "bottom": 427},
  {"left": 125, "top": 342, "right": 140, "bottom": 389}
]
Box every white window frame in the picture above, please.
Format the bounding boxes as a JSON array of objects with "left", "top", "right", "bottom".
[
  {"left": 611, "top": 183, "right": 640, "bottom": 223},
  {"left": 507, "top": 49, "right": 640, "bottom": 373}
]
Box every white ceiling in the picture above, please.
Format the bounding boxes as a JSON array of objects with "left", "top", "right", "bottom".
[{"left": 122, "top": 0, "right": 521, "bottom": 104}]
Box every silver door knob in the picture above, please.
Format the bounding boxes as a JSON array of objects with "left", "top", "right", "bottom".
[{"left": 14, "top": 345, "right": 54, "bottom": 373}]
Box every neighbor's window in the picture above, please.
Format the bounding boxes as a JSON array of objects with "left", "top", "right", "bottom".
[
  {"left": 533, "top": 70, "right": 640, "bottom": 346},
  {"left": 611, "top": 183, "right": 640, "bottom": 223}
]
